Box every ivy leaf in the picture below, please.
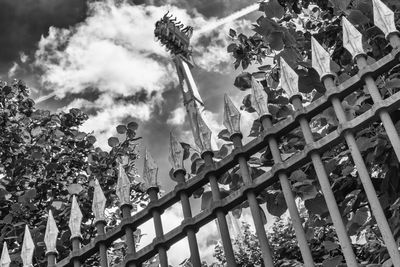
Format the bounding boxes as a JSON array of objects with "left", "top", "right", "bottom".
[
  {"left": 322, "top": 255, "right": 343, "bottom": 267},
  {"left": 259, "top": 0, "right": 285, "bottom": 19},
  {"left": 323, "top": 240, "right": 339, "bottom": 252},
  {"left": 234, "top": 72, "right": 252, "bottom": 90},
  {"left": 290, "top": 170, "right": 307, "bottom": 182},
  {"left": 201, "top": 191, "right": 213, "bottom": 210},
  {"left": 249, "top": 119, "right": 263, "bottom": 137},
  {"left": 108, "top": 137, "right": 119, "bottom": 147},
  {"left": 227, "top": 43, "right": 237, "bottom": 53},
  {"left": 116, "top": 125, "right": 127, "bottom": 134},
  {"left": 266, "top": 191, "right": 287, "bottom": 217},
  {"left": 24, "top": 189, "right": 37, "bottom": 199},
  {"left": 305, "top": 194, "right": 328, "bottom": 215},
  {"left": 180, "top": 142, "right": 191, "bottom": 160},
  {"left": 217, "top": 129, "right": 231, "bottom": 142},
  {"left": 67, "top": 184, "right": 83, "bottom": 195},
  {"left": 127, "top": 121, "right": 138, "bottom": 131},
  {"left": 229, "top": 29, "right": 237, "bottom": 38},
  {"left": 268, "top": 31, "right": 284, "bottom": 50},
  {"left": 329, "top": 0, "right": 350, "bottom": 11},
  {"left": 347, "top": 9, "right": 370, "bottom": 25}
]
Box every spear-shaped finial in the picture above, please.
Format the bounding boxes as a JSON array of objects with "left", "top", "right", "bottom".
[
  {"left": 372, "top": 0, "right": 397, "bottom": 39},
  {"left": 223, "top": 94, "right": 241, "bottom": 136},
  {"left": 21, "top": 225, "right": 35, "bottom": 267},
  {"left": 92, "top": 179, "right": 106, "bottom": 222},
  {"left": 342, "top": 17, "right": 365, "bottom": 59},
  {"left": 251, "top": 77, "right": 270, "bottom": 118},
  {"left": 69, "top": 195, "right": 83, "bottom": 239},
  {"left": 44, "top": 210, "right": 59, "bottom": 255},
  {"left": 280, "top": 58, "right": 299, "bottom": 100},
  {"left": 143, "top": 149, "right": 159, "bottom": 190},
  {"left": 0, "top": 242, "right": 11, "bottom": 267},
  {"left": 169, "top": 132, "right": 185, "bottom": 172},
  {"left": 311, "top": 37, "right": 334, "bottom": 80},
  {"left": 188, "top": 104, "right": 212, "bottom": 152},
  {"left": 116, "top": 157, "right": 131, "bottom": 206}
]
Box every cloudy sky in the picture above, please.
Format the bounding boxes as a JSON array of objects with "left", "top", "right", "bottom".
[{"left": 0, "top": 0, "right": 263, "bottom": 264}]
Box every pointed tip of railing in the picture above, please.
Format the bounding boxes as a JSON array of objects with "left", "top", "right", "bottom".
[
  {"left": 143, "top": 148, "right": 159, "bottom": 190},
  {"left": 116, "top": 159, "right": 131, "bottom": 206},
  {"left": 280, "top": 57, "right": 299, "bottom": 100},
  {"left": 69, "top": 195, "right": 83, "bottom": 239},
  {"left": 188, "top": 105, "right": 212, "bottom": 152},
  {"left": 45, "top": 210, "right": 59, "bottom": 254},
  {"left": 251, "top": 77, "right": 270, "bottom": 118},
  {"left": 169, "top": 132, "right": 185, "bottom": 172},
  {"left": 1, "top": 242, "right": 11, "bottom": 267},
  {"left": 342, "top": 17, "right": 365, "bottom": 59},
  {"left": 92, "top": 179, "right": 106, "bottom": 222},
  {"left": 223, "top": 94, "right": 241, "bottom": 136},
  {"left": 21, "top": 225, "right": 35, "bottom": 267},
  {"left": 372, "top": 0, "right": 397, "bottom": 39},
  {"left": 311, "top": 37, "right": 333, "bottom": 81}
]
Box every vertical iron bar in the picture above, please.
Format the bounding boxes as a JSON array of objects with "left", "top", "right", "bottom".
[
  {"left": 121, "top": 205, "right": 139, "bottom": 267},
  {"left": 71, "top": 237, "right": 81, "bottom": 267},
  {"left": 95, "top": 221, "right": 109, "bottom": 267},
  {"left": 291, "top": 96, "right": 359, "bottom": 267},
  {"left": 231, "top": 134, "right": 275, "bottom": 267},
  {"left": 174, "top": 170, "right": 202, "bottom": 267},
  {"left": 148, "top": 187, "right": 169, "bottom": 267},
  {"left": 324, "top": 77, "right": 400, "bottom": 265},
  {"left": 46, "top": 252, "right": 57, "bottom": 267},
  {"left": 261, "top": 115, "right": 315, "bottom": 267},
  {"left": 203, "top": 151, "right": 237, "bottom": 267},
  {"left": 356, "top": 56, "right": 400, "bottom": 161}
]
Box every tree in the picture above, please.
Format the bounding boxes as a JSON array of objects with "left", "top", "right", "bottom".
[
  {"left": 199, "top": 0, "right": 400, "bottom": 266},
  {"left": 0, "top": 80, "right": 148, "bottom": 266}
]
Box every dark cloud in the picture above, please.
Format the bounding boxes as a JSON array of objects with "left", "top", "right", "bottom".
[{"left": 0, "top": 0, "right": 87, "bottom": 73}]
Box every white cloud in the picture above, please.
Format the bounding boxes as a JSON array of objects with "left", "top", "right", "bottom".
[{"left": 167, "top": 106, "right": 186, "bottom": 125}]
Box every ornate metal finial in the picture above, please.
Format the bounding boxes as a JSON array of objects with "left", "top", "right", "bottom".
[
  {"left": 188, "top": 104, "right": 212, "bottom": 152},
  {"left": 223, "top": 94, "right": 241, "bottom": 136},
  {"left": 116, "top": 157, "right": 131, "bottom": 206},
  {"left": 69, "top": 195, "right": 83, "bottom": 239},
  {"left": 44, "top": 210, "right": 59, "bottom": 254},
  {"left": 0, "top": 242, "right": 11, "bottom": 267},
  {"left": 311, "top": 37, "right": 334, "bottom": 81},
  {"left": 169, "top": 132, "right": 185, "bottom": 172},
  {"left": 143, "top": 149, "right": 159, "bottom": 190},
  {"left": 21, "top": 225, "right": 35, "bottom": 267},
  {"left": 251, "top": 77, "right": 270, "bottom": 118},
  {"left": 342, "top": 17, "right": 365, "bottom": 59},
  {"left": 92, "top": 179, "right": 106, "bottom": 222},
  {"left": 372, "top": 0, "right": 397, "bottom": 39},
  {"left": 280, "top": 58, "right": 299, "bottom": 99}
]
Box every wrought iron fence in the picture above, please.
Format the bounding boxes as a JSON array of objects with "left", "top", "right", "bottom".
[{"left": 2, "top": 0, "right": 400, "bottom": 266}]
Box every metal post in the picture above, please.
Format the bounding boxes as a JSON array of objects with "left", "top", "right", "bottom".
[
  {"left": 356, "top": 56, "right": 400, "bottom": 161},
  {"left": 231, "top": 134, "right": 275, "bottom": 267},
  {"left": 174, "top": 170, "right": 202, "bottom": 267},
  {"left": 324, "top": 77, "right": 400, "bottom": 265},
  {"left": 71, "top": 237, "right": 81, "bottom": 267},
  {"left": 148, "top": 187, "right": 169, "bottom": 267},
  {"left": 261, "top": 115, "right": 315, "bottom": 267},
  {"left": 95, "top": 221, "right": 109, "bottom": 267},
  {"left": 291, "top": 96, "right": 359, "bottom": 267},
  {"left": 121, "top": 204, "right": 139, "bottom": 267},
  {"left": 47, "top": 252, "right": 57, "bottom": 267},
  {"left": 203, "top": 151, "right": 237, "bottom": 267}
]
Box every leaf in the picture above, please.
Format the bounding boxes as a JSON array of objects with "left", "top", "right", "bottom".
[
  {"left": 260, "top": 0, "right": 285, "bottom": 19},
  {"left": 266, "top": 191, "right": 287, "bottom": 217},
  {"left": 305, "top": 194, "right": 328, "bottom": 215},
  {"left": 229, "top": 29, "right": 237, "bottom": 38},
  {"left": 24, "top": 189, "right": 37, "bottom": 199},
  {"left": 116, "top": 125, "right": 127, "bottom": 134},
  {"left": 329, "top": 0, "right": 350, "bottom": 11},
  {"left": 218, "top": 129, "right": 231, "bottom": 142},
  {"left": 323, "top": 240, "right": 339, "bottom": 252},
  {"left": 234, "top": 72, "right": 252, "bottom": 91},
  {"left": 214, "top": 144, "right": 233, "bottom": 159},
  {"left": 386, "top": 78, "right": 400, "bottom": 89},
  {"left": 298, "top": 184, "right": 318, "bottom": 201},
  {"left": 127, "top": 121, "right": 138, "bottom": 131},
  {"left": 268, "top": 31, "right": 284, "bottom": 50},
  {"left": 67, "top": 184, "right": 83, "bottom": 195},
  {"left": 87, "top": 135, "right": 96, "bottom": 144},
  {"left": 322, "top": 255, "right": 343, "bottom": 267},
  {"left": 355, "top": 136, "right": 374, "bottom": 152},
  {"left": 180, "top": 142, "right": 191, "bottom": 160},
  {"left": 201, "top": 191, "right": 213, "bottom": 210},
  {"left": 347, "top": 9, "right": 370, "bottom": 25},
  {"left": 232, "top": 208, "right": 242, "bottom": 219},
  {"left": 289, "top": 170, "right": 307, "bottom": 182},
  {"left": 108, "top": 137, "right": 119, "bottom": 147},
  {"left": 31, "top": 127, "right": 42, "bottom": 137},
  {"left": 249, "top": 119, "right": 263, "bottom": 137}
]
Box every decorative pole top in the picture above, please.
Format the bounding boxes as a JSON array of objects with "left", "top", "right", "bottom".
[
  {"left": 69, "top": 195, "right": 83, "bottom": 239},
  {"left": 251, "top": 77, "right": 271, "bottom": 119},
  {"left": 280, "top": 58, "right": 300, "bottom": 101},
  {"left": 21, "top": 225, "right": 34, "bottom": 267},
  {"left": 44, "top": 210, "right": 59, "bottom": 255},
  {"left": 190, "top": 107, "right": 213, "bottom": 154},
  {"left": 342, "top": 17, "right": 365, "bottom": 60},
  {"left": 169, "top": 132, "right": 185, "bottom": 174},
  {"left": 143, "top": 148, "right": 159, "bottom": 190},
  {"left": 372, "top": 0, "right": 398, "bottom": 39},
  {"left": 92, "top": 179, "right": 107, "bottom": 223},
  {"left": 223, "top": 94, "right": 241, "bottom": 138},
  {"left": 116, "top": 157, "right": 131, "bottom": 206},
  {"left": 311, "top": 37, "right": 335, "bottom": 81},
  {"left": 0, "top": 242, "right": 11, "bottom": 267}
]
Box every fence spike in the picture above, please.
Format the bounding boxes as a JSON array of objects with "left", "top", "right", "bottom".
[
  {"left": 92, "top": 179, "right": 106, "bottom": 222},
  {"left": 251, "top": 77, "right": 270, "bottom": 118},
  {"left": 69, "top": 195, "right": 83, "bottom": 239},
  {"left": 372, "top": 0, "right": 397, "bottom": 38},
  {"left": 1, "top": 242, "right": 11, "bottom": 267},
  {"left": 168, "top": 132, "right": 185, "bottom": 173},
  {"left": 311, "top": 37, "right": 333, "bottom": 80},
  {"left": 223, "top": 94, "right": 241, "bottom": 136},
  {"left": 188, "top": 104, "right": 212, "bottom": 152},
  {"left": 280, "top": 58, "right": 299, "bottom": 99},
  {"left": 45, "top": 210, "right": 59, "bottom": 254},
  {"left": 342, "top": 17, "right": 365, "bottom": 59},
  {"left": 21, "top": 225, "right": 34, "bottom": 267},
  {"left": 116, "top": 158, "right": 131, "bottom": 206},
  {"left": 143, "top": 148, "right": 159, "bottom": 190}
]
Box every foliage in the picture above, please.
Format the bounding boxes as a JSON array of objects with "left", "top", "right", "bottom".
[{"left": 0, "top": 80, "right": 147, "bottom": 266}]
